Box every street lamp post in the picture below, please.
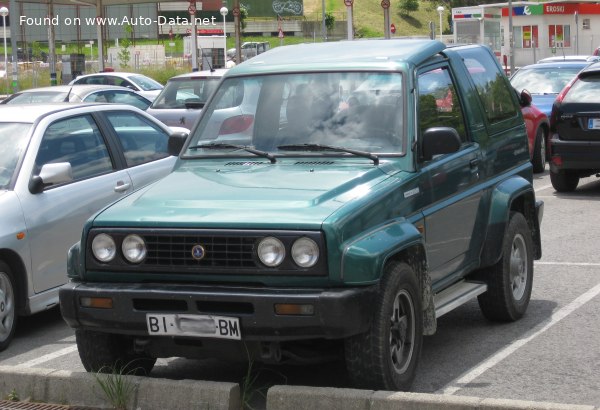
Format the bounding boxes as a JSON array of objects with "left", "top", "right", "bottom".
[
  {"left": 220, "top": 6, "right": 228, "bottom": 68},
  {"left": 0, "top": 6, "right": 8, "bottom": 95},
  {"left": 437, "top": 6, "right": 444, "bottom": 42}
]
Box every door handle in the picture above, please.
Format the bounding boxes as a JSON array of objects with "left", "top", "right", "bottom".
[
  {"left": 470, "top": 159, "right": 480, "bottom": 168},
  {"left": 114, "top": 181, "right": 131, "bottom": 192}
]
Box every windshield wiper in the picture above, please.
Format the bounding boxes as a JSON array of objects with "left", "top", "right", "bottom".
[
  {"left": 188, "top": 142, "right": 276, "bottom": 163},
  {"left": 277, "top": 144, "right": 379, "bottom": 165}
]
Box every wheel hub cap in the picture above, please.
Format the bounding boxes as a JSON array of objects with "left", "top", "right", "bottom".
[
  {"left": 389, "top": 290, "right": 415, "bottom": 374},
  {"left": 510, "top": 234, "right": 528, "bottom": 301},
  {"left": 0, "top": 273, "right": 15, "bottom": 341}
]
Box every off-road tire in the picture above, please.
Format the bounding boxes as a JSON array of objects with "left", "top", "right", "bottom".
[
  {"left": 76, "top": 329, "right": 156, "bottom": 375},
  {"left": 550, "top": 169, "right": 579, "bottom": 192},
  {"left": 531, "top": 127, "right": 546, "bottom": 173},
  {"left": 478, "top": 212, "right": 533, "bottom": 322},
  {"left": 0, "top": 261, "right": 17, "bottom": 352},
  {"left": 345, "top": 261, "right": 423, "bottom": 391}
]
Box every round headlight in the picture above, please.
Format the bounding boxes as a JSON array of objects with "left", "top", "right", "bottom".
[
  {"left": 92, "top": 234, "right": 116, "bottom": 263},
  {"left": 291, "top": 237, "right": 319, "bottom": 268},
  {"left": 122, "top": 234, "right": 147, "bottom": 264},
  {"left": 257, "top": 237, "right": 285, "bottom": 267}
]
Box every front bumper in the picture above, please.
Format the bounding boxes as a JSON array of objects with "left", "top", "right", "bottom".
[{"left": 59, "top": 281, "right": 377, "bottom": 342}]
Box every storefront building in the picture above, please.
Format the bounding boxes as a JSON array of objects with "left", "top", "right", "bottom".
[{"left": 453, "top": 1, "right": 600, "bottom": 68}]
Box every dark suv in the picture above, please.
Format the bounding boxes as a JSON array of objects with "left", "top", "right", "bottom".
[
  {"left": 550, "top": 61, "right": 600, "bottom": 191},
  {"left": 60, "top": 40, "right": 543, "bottom": 392}
]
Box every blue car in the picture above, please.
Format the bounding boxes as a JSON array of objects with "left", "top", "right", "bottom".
[{"left": 510, "top": 61, "right": 592, "bottom": 117}]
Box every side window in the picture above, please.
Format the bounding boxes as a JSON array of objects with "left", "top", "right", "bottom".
[
  {"left": 418, "top": 66, "right": 467, "bottom": 142},
  {"left": 35, "top": 115, "right": 113, "bottom": 182},
  {"left": 104, "top": 111, "right": 170, "bottom": 167},
  {"left": 459, "top": 49, "right": 519, "bottom": 123}
]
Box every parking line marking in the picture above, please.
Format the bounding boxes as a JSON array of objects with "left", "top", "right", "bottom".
[
  {"left": 19, "top": 345, "right": 78, "bottom": 368},
  {"left": 536, "top": 261, "right": 600, "bottom": 266},
  {"left": 535, "top": 184, "right": 553, "bottom": 193},
  {"left": 437, "top": 281, "right": 600, "bottom": 395}
]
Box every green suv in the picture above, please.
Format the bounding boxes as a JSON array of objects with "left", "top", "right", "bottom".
[{"left": 60, "top": 40, "right": 543, "bottom": 391}]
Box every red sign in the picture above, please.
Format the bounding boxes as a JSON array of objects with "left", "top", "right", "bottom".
[
  {"left": 381, "top": 0, "right": 390, "bottom": 9},
  {"left": 390, "top": 23, "right": 396, "bottom": 34},
  {"left": 278, "top": 28, "right": 284, "bottom": 39},
  {"left": 188, "top": 3, "right": 196, "bottom": 15},
  {"left": 233, "top": 7, "right": 240, "bottom": 17},
  {"left": 344, "top": 0, "right": 353, "bottom": 6}
]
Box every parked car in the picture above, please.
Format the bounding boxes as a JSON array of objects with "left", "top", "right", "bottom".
[
  {"left": 510, "top": 61, "right": 591, "bottom": 116},
  {"left": 227, "top": 41, "right": 270, "bottom": 62},
  {"left": 69, "top": 72, "right": 163, "bottom": 101},
  {"left": 537, "top": 55, "right": 600, "bottom": 63},
  {"left": 517, "top": 89, "right": 550, "bottom": 173},
  {"left": 549, "top": 61, "right": 600, "bottom": 191},
  {"left": 60, "top": 40, "right": 542, "bottom": 391},
  {"left": 0, "top": 85, "right": 152, "bottom": 110},
  {"left": 0, "top": 103, "right": 187, "bottom": 351},
  {"left": 146, "top": 69, "right": 228, "bottom": 130}
]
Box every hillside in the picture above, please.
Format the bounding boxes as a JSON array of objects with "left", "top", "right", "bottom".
[{"left": 302, "top": 0, "right": 451, "bottom": 38}]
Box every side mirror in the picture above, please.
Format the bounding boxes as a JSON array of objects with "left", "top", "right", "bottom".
[
  {"left": 420, "top": 127, "right": 461, "bottom": 161},
  {"left": 168, "top": 131, "right": 189, "bottom": 156},
  {"left": 519, "top": 89, "right": 532, "bottom": 107},
  {"left": 29, "top": 162, "right": 73, "bottom": 194}
]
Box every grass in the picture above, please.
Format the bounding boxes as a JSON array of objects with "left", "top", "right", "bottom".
[{"left": 93, "top": 364, "right": 138, "bottom": 410}]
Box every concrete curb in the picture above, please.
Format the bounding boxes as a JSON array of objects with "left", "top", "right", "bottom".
[
  {"left": 0, "top": 366, "right": 241, "bottom": 410},
  {"left": 266, "top": 386, "right": 599, "bottom": 410},
  {"left": 1, "top": 367, "right": 597, "bottom": 410}
]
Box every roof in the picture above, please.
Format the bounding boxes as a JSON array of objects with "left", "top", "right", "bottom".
[
  {"left": 169, "top": 69, "right": 229, "bottom": 81},
  {"left": 228, "top": 39, "right": 447, "bottom": 76},
  {"left": 0, "top": 103, "right": 96, "bottom": 122}
]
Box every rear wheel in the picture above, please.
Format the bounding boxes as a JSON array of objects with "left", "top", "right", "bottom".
[
  {"left": 0, "top": 262, "right": 17, "bottom": 352},
  {"left": 550, "top": 169, "right": 579, "bottom": 192},
  {"left": 345, "top": 261, "right": 422, "bottom": 391},
  {"left": 478, "top": 212, "right": 533, "bottom": 322},
  {"left": 76, "top": 329, "right": 156, "bottom": 375},
  {"left": 531, "top": 127, "right": 546, "bottom": 173}
]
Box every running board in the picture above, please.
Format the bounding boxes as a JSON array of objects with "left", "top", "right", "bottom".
[{"left": 434, "top": 280, "right": 487, "bottom": 318}]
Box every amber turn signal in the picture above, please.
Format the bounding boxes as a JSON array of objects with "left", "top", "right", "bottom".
[
  {"left": 80, "top": 297, "right": 113, "bottom": 309},
  {"left": 274, "top": 303, "right": 314, "bottom": 316}
]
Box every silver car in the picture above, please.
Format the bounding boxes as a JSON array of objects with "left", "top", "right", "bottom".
[
  {"left": 68, "top": 72, "right": 164, "bottom": 101},
  {"left": 0, "top": 103, "right": 184, "bottom": 350},
  {"left": 0, "top": 84, "right": 152, "bottom": 110},
  {"left": 146, "top": 69, "right": 228, "bottom": 130}
]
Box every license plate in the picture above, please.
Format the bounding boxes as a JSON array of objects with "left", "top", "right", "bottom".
[
  {"left": 146, "top": 314, "right": 241, "bottom": 340},
  {"left": 588, "top": 118, "right": 600, "bottom": 129}
]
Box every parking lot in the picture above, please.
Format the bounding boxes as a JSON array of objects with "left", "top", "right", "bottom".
[{"left": 0, "top": 168, "right": 599, "bottom": 408}]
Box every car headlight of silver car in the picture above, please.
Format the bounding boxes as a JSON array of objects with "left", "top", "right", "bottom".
[
  {"left": 122, "top": 234, "right": 147, "bottom": 264},
  {"left": 91, "top": 233, "right": 116, "bottom": 263},
  {"left": 257, "top": 237, "right": 285, "bottom": 267},
  {"left": 291, "top": 237, "right": 320, "bottom": 268}
]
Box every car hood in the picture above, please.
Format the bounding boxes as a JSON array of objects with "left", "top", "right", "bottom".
[
  {"left": 92, "top": 160, "right": 397, "bottom": 229},
  {"left": 531, "top": 94, "right": 558, "bottom": 117}
]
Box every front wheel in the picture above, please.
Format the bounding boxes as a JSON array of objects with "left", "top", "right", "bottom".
[
  {"left": 76, "top": 329, "right": 156, "bottom": 375},
  {"left": 0, "top": 262, "right": 17, "bottom": 352},
  {"left": 345, "top": 261, "right": 423, "bottom": 391},
  {"left": 478, "top": 212, "right": 534, "bottom": 322}
]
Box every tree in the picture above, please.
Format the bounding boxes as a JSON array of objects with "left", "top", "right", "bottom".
[
  {"left": 118, "top": 24, "right": 133, "bottom": 69},
  {"left": 240, "top": 6, "right": 248, "bottom": 31},
  {"left": 399, "top": 0, "right": 419, "bottom": 16},
  {"left": 325, "top": 12, "right": 335, "bottom": 32}
]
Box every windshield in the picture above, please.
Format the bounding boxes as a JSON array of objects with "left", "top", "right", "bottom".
[
  {"left": 184, "top": 72, "right": 405, "bottom": 158},
  {"left": 130, "top": 75, "right": 164, "bottom": 91},
  {"left": 150, "top": 77, "right": 221, "bottom": 109},
  {"left": 0, "top": 123, "right": 33, "bottom": 188},
  {"left": 510, "top": 66, "right": 585, "bottom": 94},
  {"left": 5, "top": 91, "right": 68, "bottom": 104}
]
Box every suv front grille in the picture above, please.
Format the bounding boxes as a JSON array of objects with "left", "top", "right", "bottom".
[{"left": 144, "top": 234, "right": 256, "bottom": 268}]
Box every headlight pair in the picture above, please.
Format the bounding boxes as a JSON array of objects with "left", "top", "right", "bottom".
[
  {"left": 257, "top": 236, "right": 319, "bottom": 268},
  {"left": 92, "top": 233, "right": 146, "bottom": 264}
]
